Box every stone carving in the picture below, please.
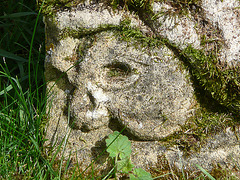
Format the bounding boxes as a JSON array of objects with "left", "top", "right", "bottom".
[
  {"left": 43, "top": 0, "right": 240, "bottom": 177},
  {"left": 67, "top": 33, "right": 195, "bottom": 140}
]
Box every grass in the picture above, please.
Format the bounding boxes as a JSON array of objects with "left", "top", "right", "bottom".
[
  {"left": 0, "top": 0, "right": 239, "bottom": 179},
  {"left": 0, "top": 0, "right": 50, "bottom": 179}
]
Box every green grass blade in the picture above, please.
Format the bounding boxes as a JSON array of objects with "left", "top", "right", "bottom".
[
  {"left": 196, "top": 164, "right": 216, "bottom": 180},
  {"left": 0, "top": 49, "right": 27, "bottom": 62},
  {"left": 28, "top": 0, "right": 45, "bottom": 93},
  {"left": 0, "top": 0, "right": 48, "bottom": 179},
  {"left": 30, "top": 136, "right": 58, "bottom": 177},
  {"left": 0, "top": 12, "right": 37, "bottom": 19},
  {"left": 0, "top": 23, "right": 13, "bottom": 28},
  {"left": 0, "top": 84, "right": 13, "bottom": 95},
  {"left": 153, "top": 173, "right": 172, "bottom": 179}
]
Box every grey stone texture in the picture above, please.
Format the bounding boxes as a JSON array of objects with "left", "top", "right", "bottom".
[{"left": 44, "top": 0, "right": 240, "bottom": 177}]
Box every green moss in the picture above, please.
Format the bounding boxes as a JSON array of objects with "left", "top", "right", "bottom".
[
  {"left": 58, "top": 17, "right": 164, "bottom": 51},
  {"left": 117, "top": 17, "right": 163, "bottom": 48},
  {"left": 159, "top": 107, "right": 236, "bottom": 155},
  {"left": 77, "top": 36, "right": 95, "bottom": 57},
  {"left": 149, "top": 153, "right": 239, "bottom": 179},
  {"left": 59, "top": 25, "right": 117, "bottom": 39},
  {"left": 37, "top": 0, "right": 82, "bottom": 15},
  {"left": 63, "top": 54, "right": 78, "bottom": 62},
  {"left": 181, "top": 46, "right": 240, "bottom": 115}
]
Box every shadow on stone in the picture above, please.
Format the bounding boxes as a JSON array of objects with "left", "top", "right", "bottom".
[
  {"left": 90, "top": 136, "right": 113, "bottom": 177},
  {"left": 108, "top": 116, "right": 143, "bottom": 141}
]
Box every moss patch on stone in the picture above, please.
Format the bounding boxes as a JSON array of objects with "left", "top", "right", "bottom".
[
  {"left": 158, "top": 106, "right": 236, "bottom": 151},
  {"left": 149, "top": 153, "right": 239, "bottom": 179},
  {"left": 37, "top": 0, "right": 82, "bottom": 15},
  {"left": 181, "top": 46, "right": 240, "bottom": 115}
]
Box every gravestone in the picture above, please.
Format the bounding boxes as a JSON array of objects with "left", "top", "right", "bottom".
[{"left": 42, "top": 0, "right": 240, "bottom": 177}]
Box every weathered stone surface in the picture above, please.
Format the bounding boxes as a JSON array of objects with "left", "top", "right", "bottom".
[
  {"left": 132, "top": 127, "right": 240, "bottom": 171},
  {"left": 69, "top": 32, "right": 195, "bottom": 140},
  {"left": 164, "top": 128, "right": 240, "bottom": 173},
  {"left": 152, "top": 2, "right": 201, "bottom": 50},
  {"left": 202, "top": 0, "right": 240, "bottom": 66},
  {"left": 43, "top": 0, "right": 240, "bottom": 177}
]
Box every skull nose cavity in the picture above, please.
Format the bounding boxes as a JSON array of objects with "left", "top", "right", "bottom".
[{"left": 83, "top": 82, "right": 110, "bottom": 130}]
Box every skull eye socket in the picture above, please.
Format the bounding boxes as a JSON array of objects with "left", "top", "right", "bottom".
[{"left": 104, "top": 61, "right": 132, "bottom": 77}]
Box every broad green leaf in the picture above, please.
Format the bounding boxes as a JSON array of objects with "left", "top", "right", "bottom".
[
  {"left": 129, "top": 174, "right": 138, "bottom": 180},
  {"left": 106, "top": 131, "right": 132, "bottom": 159},
  {"left": 117, "top": 157, "right": 134, "bottom": 173},
  {"left": 130, "top": 168, "right": 153, "bottom": 180}
]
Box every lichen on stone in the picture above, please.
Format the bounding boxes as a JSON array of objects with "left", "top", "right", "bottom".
[{"left": 43, "top": 0, "right": 240, "bottom": 177}]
